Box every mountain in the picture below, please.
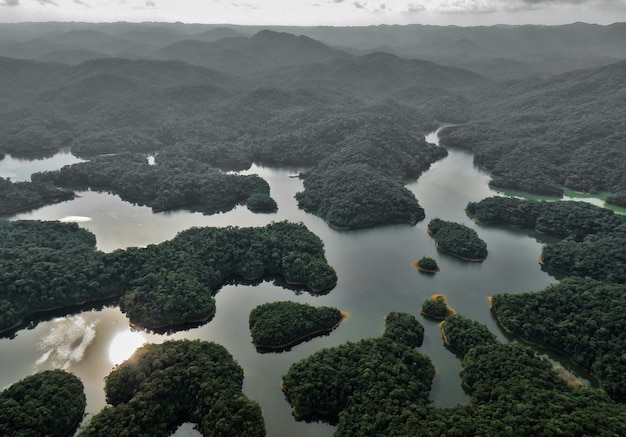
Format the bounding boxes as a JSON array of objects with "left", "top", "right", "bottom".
[{"left": 156, "top": 30, "right": 351, "bottom": 75}]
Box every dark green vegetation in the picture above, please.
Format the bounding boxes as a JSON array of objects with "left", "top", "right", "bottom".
[
  {"left": 440, "top": 60, "right": 626, "bottom": 196},
  {"left": 0, "top": 176, "right": 74, "bottom": 215},
  {"left": 492, "top": 277, "right": 626, "bottom": 403},
  {"left": 34, "top": 153, "right": 275, "bottom": 214},
  {"left": 420, "top": 295, "right": 449, "bottom": 320},
  {"left": 248, "top": 301, "right": 343, "bottom": 351},
  {"left": 0, "top": 369, "right": 86, "bottom": 437},
  {"left": 606, "top": 192, "right": 626, "bottom": 208},
  {"left": 283, "top": 311, "right": 626, "bottom": 435},
  {"left": 0, "top": 219, "right": 118, "bottom": 333},
  {"left": 467, "top": 197, "right": 626, "bottom": 283},
  {"left": 440, "top": 314, "right": 497, "bottom": 356},
  {"left": 79, "top": 340, "right": 264, "bottom": 437},
  {"left": 281, "top": 312, "right": 433, "bottom": 433},
  {"left": 0, "top": 220, "right": 336, "bottom": 333},
  {"left": 428, "top": 218, "right": 488, "bottom": 261},
  {"left": 296, "top": 164, "right": 425, "bottom": 229},
  {"left": 414, "top": 256, "right": 439, "bottom": 272}
]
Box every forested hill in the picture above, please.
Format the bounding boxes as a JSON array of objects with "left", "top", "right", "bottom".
[{"left": 440, "top": 60, "right": 626, "bottom": 196}]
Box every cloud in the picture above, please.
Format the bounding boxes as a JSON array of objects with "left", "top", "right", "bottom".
[
  {"left": 353, "top": 1, "right": 366, "bottom": 8},
  {"left": 0, "top": 0, "right": 20, "bottom": 6},
  {"left": 144, "top": 0, "right": 155, "bottom": 7},
  {"left": 406, "top": 2, "right": 426, "bottom": 12},
  {"left": 37, "top": 0, "right": 59, "bottom": 5},
  {"left": 73, "top": 0, "right": 89, "bottom": 5},
  {"left": 230, "top": 1, "right": 260, "bottom": 9}
]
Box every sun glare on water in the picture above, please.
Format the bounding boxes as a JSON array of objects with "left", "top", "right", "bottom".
[{"left": 108, "top": 330, "right": 147, "bottom": 366}]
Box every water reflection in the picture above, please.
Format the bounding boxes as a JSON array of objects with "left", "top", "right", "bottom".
[
  {"left": 0, "top": 151, "right": 84, "bottom": 182},
  {"left": 108, "top": 330, "right": 147, "bottom": 366},
  {"left": 36, "top": 315, "right": 97, "bottom": 370}
]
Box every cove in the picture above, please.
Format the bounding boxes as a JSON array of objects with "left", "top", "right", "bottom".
[{"left": 0, "top": 129, "right": 585, "bottom": 436}]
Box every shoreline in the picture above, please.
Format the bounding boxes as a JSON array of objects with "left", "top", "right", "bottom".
[
  {"left": 128, "top": 307, "right": 217, "bottom": 332},
  {"left": 0, "top": 292, "right": 121, "bottom": 336},
  {"left": 434, "top": 242, "right": 486, "bottom": 262},
  {"left": 412, "top": 260, "right": 440, "bottom": 273},
  {"left": 421, "top": 294, "right": 456, "bottom": 320}
]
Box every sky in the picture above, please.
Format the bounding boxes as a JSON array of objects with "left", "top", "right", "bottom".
[{"left": 0, "top": 0, "right": 625, "bottom": 26}]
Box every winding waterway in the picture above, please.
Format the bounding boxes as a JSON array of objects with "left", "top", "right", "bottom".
[{"left": 0, "top": 128, "right": 600, "bottom": 436}]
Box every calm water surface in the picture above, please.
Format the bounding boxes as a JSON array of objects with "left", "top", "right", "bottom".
[{"left": 0, "top": 129, "right": 599, "bottom": 436}]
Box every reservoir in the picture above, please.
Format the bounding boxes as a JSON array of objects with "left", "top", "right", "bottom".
[{"left": 0, "top": 128, "right": 584, "bottom": 436}]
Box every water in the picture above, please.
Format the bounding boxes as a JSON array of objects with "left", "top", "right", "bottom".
[{"left": 0, "top": 131, "right": 594, "bottom": 436}]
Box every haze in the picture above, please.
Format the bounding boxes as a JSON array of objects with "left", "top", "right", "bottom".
[{"left": 1, "top": 0, "right": 626, "bottom": 26}]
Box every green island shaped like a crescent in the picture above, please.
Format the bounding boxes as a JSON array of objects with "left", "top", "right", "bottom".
[
  {"left": 249, "top": 301, "right": 347, "bottom": 351},
  {"left": 78, "top": 340, "right": 265, "bottom": 437}
]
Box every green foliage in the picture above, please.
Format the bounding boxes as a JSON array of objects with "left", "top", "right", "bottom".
[
  {"left": 467, "top": 197, "right": 626, "bottom": 283},
  {"left": 0, "top": 220, "right": 336, "bottom": 334},
  {"left": 0, "top": 369, "right": 86, "bottom": 437},
  {"left": 34, "top": 154, "right": 275, "bottom": 214},
  {"left": 428, "top": 218, "right": 488, "bottom": 260},
  {"left": 0, "top": 176, "right": 74, "bottom": 215},
  {"left": 421, "top": 296, "right": 448, "bottom": 319},
  {"left": 282, "top": 312, "right": 434, "bottom": 431},
  {"left": 606, "top": 192, "right": 626, "bottom": 208},
  {"left": 245, "top": 192, "right": 277, "bottom": 213},
  {"left": 439, "top": 61, "right": 626, "bottom": 196},
  {"left": 0, "top": 219, "right": 118, "bottom": 333},
  {"left": 416, "top": 256, "right": 438, "bottom": 272},
  {"left": 249, "top": 301, "right": 343, "bottom": 350},
  {"left": 296, "top": 164, "right": 425, "bottom": 229},
  {"left": 492, "top": 277, "right": 626, "bottom": 402},
  {"left": 79, "top": 340, "right": 265, "bottom": 437},
  {"left": 440, "top": 314, "right": 497, "bottom": 356}
]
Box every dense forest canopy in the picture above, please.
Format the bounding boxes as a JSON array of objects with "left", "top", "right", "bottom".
[
  {"left": 0, "top": 220, "right": 336, "bottom": 333},
  {"left": 248, "top": 301, "right": 343, "bottom": 351},
  {"left": 0, "top": 369, "right": 86, "bottom": 437},
  {"left": 427, "top": 218, "right": 488, "bottom": 261},
  {"left": 467, "top": 197, "right": 626, "bottom": 283},
  {"left": 0, "top": 176, "right": 74, "bottom": 216},
  {"left": 79, "top": 340, "right": 265, "bottom": 437}
]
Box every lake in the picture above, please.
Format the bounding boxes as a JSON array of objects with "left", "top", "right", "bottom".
[{"left": 0, "top": 128, "right": 595, "bottom": 436}]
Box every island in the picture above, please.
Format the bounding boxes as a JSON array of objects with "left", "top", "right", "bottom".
[
  {"left": 295, "top": 164, "right": 425, "bottom": 229},
  {"left": 282, "top": 311, "right": 626, "bottom": 435},
  {"left": 427, "top": 218, "right": 488, "bottom": 261},
  {"left": 420, "top": 294, "right": 455, "bottom": 320},
  {"left": 439, "top": 314, "right": 497, "bottom": 355},
  {"left": 0, "top": 370, "right": 86, "bottom": 437},
  {"left": 281, "top": 312, "right": 434, "bottom": 429},
  {"left": 78, "top": 340, "right": 265, "bottom": 437},
  {"left": 412, "top": 256, "right": 440, "bottom": 273},
  {"left": 249, "top": 301, "right": 346, "bottom": 352},
  {"left": 0, "top": 176, "right": 74, "bottom": 215},
  {"left": 466, "top": 196, "right": 626, "bottom": 283},
  {"left": 33, "top": 154, "right": 277, "bottom": 215},
  {"left": 0, "top": 220, "right": 337, "bottom": 334}
]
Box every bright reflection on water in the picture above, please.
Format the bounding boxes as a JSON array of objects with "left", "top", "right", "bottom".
[
  {"left": 35, "top": 316, "right": 97, "bottom": 370},
  {"left": 108, "top": 330, "right": 147, "bottom": 366}
]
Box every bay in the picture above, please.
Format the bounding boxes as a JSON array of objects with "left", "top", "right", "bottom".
[{"left": 0, "top": 130, "right": 589, "bottom": 436}]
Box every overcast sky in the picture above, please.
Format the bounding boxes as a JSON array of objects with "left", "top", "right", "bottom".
[{"left": 1, "top": 0, "right": 625, "bottom": 26}]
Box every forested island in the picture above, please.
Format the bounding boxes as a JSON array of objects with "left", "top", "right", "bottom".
[
  {"left": 427, "top": 218, "right": 488, "bottom": 261},
  {"left": 33, "top": 153, "right": 276, "bottom": 214},
  {"left": 283, "top": 311, "right": 626, "bottom": 435},
  {"left": 413, "top": 256, "right": 439, "bottom": 273},
  {"left": 0, "top": 176, "right": 74, "bottom": 215},
  {"left": 281, "top": 312, "right": 434, "bottom": 430},
  {"left": 249, "top": 301, "right": 345, "bottom": 351},
  {"left": 0, "top": 369, "right": 86, "bottom": 437},
  {"left": 0, "top": 220, "right": 336, "bottom": 333},
  {"left": 295, "top": 164, "right": 425, "bottom": 229},
  {"left": 467, "top": 197, "right": 626, "bottom": 283},
  {"left": 79, "top": 340, "right": 265, "bottom": 436},
  {"left": 420, "top": 294, "right": 454, "bottom": 320}
]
